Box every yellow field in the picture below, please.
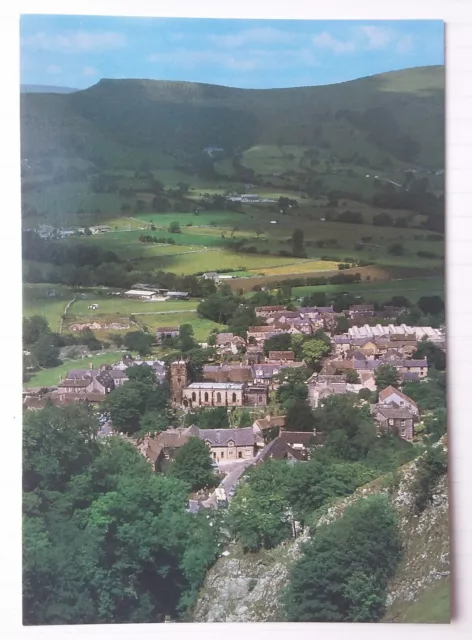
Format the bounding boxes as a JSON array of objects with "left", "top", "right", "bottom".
[
  {"left": 158, "top": 249, "right": 311, "bottom": 275},
  {"left": 258, "top": 260, "right": 339, "bottom": 276}
]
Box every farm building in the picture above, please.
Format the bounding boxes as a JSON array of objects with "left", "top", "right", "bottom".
[
  {"left": 166, "top": 291, "right": 190, "bottom": 299},
  {"left": 124, "top": 289, "right": 157, "bottom": 300},
  {"left": 89, "top": 225, "right": 112, "bottom": 234},
  {"left": 156, "top": 326, "right": 180, "bottom": 343}
]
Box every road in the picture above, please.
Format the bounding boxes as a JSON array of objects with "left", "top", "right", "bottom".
[{"left": 201, "top": 459, "right": 254, "bottom": 509}]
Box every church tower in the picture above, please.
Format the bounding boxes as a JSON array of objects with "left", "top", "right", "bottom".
[{"left": 170, "top": 360, "right": 188, "bottom": 405}]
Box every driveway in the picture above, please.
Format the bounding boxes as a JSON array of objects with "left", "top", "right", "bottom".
[{"left": 201, "top": 458, "right": 254, "bottom": 508}]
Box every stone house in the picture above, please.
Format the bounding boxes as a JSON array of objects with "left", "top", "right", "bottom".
[
  {"left": 198, "top": 427, "right": 264, "bottom": 462},
  {"left": 215, "top": 332, "right": 246, "bottom": 355},
  {"left": 203, "top": 363, "right": 253, "bottom": 384},
  {"left": 267, "top": 350, "right": 295, "bottom": 363},
  {"left": 308, "top": 381, "right": 349, "bottom": 408},
  {"left": 251, "top": 363, "right": 284, "bottom": 388},
  {"left": 244, "top": 386, "right": 269, "bottom": 407},
  {"left": 378, "top": 386, "right": 419, "bottom": 416},
  {"left": 246, "top": 325, "right": 286, "bottom": 343},
  {"left": 255, "top": 305, "right": 287, "bottom": 319},
  {"left": 399, "top": 358, "right": 428, "bottom": 378},
  {"left": 257, "top": 430, "right": 325, "bottom": 460},
  {"left": 59, "top": 369, "right": 114, "bottom": 395},
  {"left": 373, "top": 405, "right": 415, "bottom": 441}
]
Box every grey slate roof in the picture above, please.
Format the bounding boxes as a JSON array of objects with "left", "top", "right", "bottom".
[{"left": 198, "top": 427, "right": 257, "bottom": 447}]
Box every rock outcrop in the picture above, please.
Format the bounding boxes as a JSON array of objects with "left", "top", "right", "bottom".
[{"left": 192, "top": 438, "right": 449, "bottom": 623}]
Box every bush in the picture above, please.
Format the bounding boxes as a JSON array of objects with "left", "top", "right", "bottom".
[
  {"left": 283, "top": 496, "right": 402, "bottom": 622},
  {"left": 412, "top": 445, "right": 448, "bottom": 513}
]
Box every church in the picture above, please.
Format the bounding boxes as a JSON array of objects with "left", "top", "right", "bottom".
[{"left": 181, "top": 382, "right": 268, "bottom": 408}]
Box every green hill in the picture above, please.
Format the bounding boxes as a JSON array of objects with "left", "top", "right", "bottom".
[{"left": 20, "top": 66, "right": 444, "bottom": 170}]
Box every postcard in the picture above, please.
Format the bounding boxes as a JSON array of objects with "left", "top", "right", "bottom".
[{"left": 20, "top": 15, "right": 448, "bottom": 625}]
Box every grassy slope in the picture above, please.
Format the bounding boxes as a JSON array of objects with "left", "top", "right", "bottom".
[
  {"left": 21, "top": 66, "right": 444, "bottom": 169},
  {"left": 395, "top": 577, "right": 451, "bottom": 624},
  {"left": 192, "top": 442, "right": 450, "bottom": 623},
  {"left": 292, "top": 276, "right": 445, "bottom": 302},
  {"left": 24, "top": 351, "right": 124, "bottom": 388}
]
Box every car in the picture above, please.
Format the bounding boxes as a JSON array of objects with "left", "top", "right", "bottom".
[{"left": 228, "top": 488, "right": 235, "bottom": 497}]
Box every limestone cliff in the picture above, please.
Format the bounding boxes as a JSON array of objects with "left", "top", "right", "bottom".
[{"left": 192, "top": 439, "right": 450, "bottom": 623}]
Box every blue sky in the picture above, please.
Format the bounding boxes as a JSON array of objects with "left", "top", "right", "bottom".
[{"left": 20, "top": 16, "right": 444, "bottom": 89}]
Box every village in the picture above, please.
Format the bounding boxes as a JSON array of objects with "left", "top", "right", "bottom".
[{"left": 23, "top": 297, "right": 445, "bottom": 511}]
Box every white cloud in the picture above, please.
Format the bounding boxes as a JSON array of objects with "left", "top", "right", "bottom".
[
  {"left": 147, "top": 45, "right": 317, "bottom": 72},
  {"left": 209, "top": 27, "right": 297, "bottom": 49},
  {"left": 22, "top": 30, "right": 126, "bottom": 53},
  {"left": 313, "top": 26, "right": 414, "bottom": 55},
  {"left": 359, "top": 25, "right": 393, "bottom": 49},
  {"left": 46, "top": 64, "right": 61, "bottom": 75},
  {"left": 312, "top": 32, "right": 357, "bottom": 54},
  {"left": 82, "top": 66, "right": 98, "bottom": 77}
]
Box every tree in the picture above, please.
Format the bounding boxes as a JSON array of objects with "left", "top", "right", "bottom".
[
  {"left": 417, "top": 295, "right": 445, "bottom": 317},
  {"left": 285, "top": 398, "right": 316, "bottom": 432},
  {"left": 334, "top": 315, "right": 349, "bottom": 334},
  {"left": 388, "top": 243, "right": 404, "bottom": 256},
  {"left": 276, "top": 367, "right": 311, "bottom": 407},
  {"left": 179, "top": 324, "right": 197, "bottom": 352},
  {"left": 106, "top": 381, "right": 152, "bottom": 434},
  {"left": 227, "top": 464, "right": 291, "bottom": 552},
  {"left": 423, "top": 408, "right": 447, "bottom": 443},
  {"left": 169, "top": 438, "right": 218, "bottom": 492},
  {"left": 31, "top": 333, "right": 61, "bottom": 368},
  {"left": 238, "top": 409, "right": 253, "bottom": 428},
  {"left": 185, "top": 406, "right": 230, "bottom": 429},
  {"left": 168, "top": 221, "right": 181, "bottom": 234},
  {"left": 126, "top": 364, "right": 157, "bottom": 384},
  {"left": 197, "top": 289, "right": 239, "bottom": 324},
  {"left": 263, "top": 333, "right": 292, "bottom": 355},
  {"left": 313, "top": 395, "right": 377, "bottom": 461},
  {"left": 413, "top": 338, "right": 446, "bottom": 371},
  {"left": 227, "top": 304, "right": 259, "bottom": 337},
  {"left": 283, "top": 496, "right": 402, "bottom": 622},
  {"left": 411, "top": 445, "right": 447, "bottom": 513},
  {"left": 23, "top": 315, "right": 50, "bottom": 346},
  {"left": 301, "top": 339, "right": 331, "bottom": 367},
  {"left": 23, "top": 406, "right": 221, "bottom": 624},
  {"left": 123, "top": 331, "right": 154, "bottom": 357},
  {"left": 374, "top": 364, "right": 399, "bottom": 391},
  {"left": 292, "top": 228, "right": 306, "bottom": 257},
  {"left": 345, "top": 369, "right": 360, "bottom": 384},
  {"left": 139, "top": 410, "right": 169, "bottom": 435}
]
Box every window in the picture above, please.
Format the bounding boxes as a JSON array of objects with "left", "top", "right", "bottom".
[
  {"left": 221, "top": 451, "right": 224, "bottom": 459},
  {"left": 232, "top": 392, "right": 237, "bottom": 403},
  {"left": 400, "top": 420, "right": 406, "bottom": 427},
  {"left": 400, "top": 427, "right": 406, "bottom": 437},
  {"left": 204, "top": 392, "right": 209, "bottom": 402},
  {"left": 216, "top": 392, "right": 222, "bottom": 403},
  {"left": 228, "top": 440, "right": 234, "bottom": 447},
  {"left": 238, "top": 452, "right": 242, "bottom": 459},
  {"left": 389, "top": 419, "right": 394, "bottom": 426},
  {"left": 259, "top": 395, "right": 263, "bottom": 403},
  {"left": 192, "top": 392, "right": 196, "bottom": 402},
  {"left": 213, "top": 452, "right": 216, "bottom": 459}
]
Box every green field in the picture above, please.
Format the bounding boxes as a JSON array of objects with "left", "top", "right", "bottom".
[
  {"left": 69, "top": 297, "right": 198, "bottom": 317},
  {"left": 23, "top": 283, "right": 79, "bottom": 331},
  {"left": 24, "top": 351, "right": 125, "bottom": 388},
  {"left": 133, "top": 311, "right": 224, "bottom": 341},
  {"left": 292, "top": 276, "right": 444, "bottom": 303}
]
